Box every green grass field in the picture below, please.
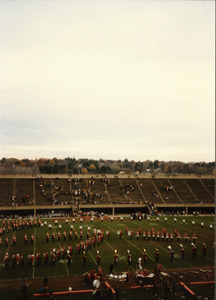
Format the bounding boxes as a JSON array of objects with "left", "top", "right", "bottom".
[{"left": 0, "top": 215, "right": 214, "bottom": 282}]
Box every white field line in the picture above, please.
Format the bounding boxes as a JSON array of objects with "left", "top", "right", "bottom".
[
  {"left": 53, "top": 226, "right": 69, "bottom": 276},
  {"left": 102, "top": 222, "right": 164, "bottom": 268},
  {"left": 33, "top": 227, "right": 36, "bottom": 279},
  {"left": 1, "top": 232, "right": 16, "bottom": 266},
  {"left": 103, "top": 239, "right": 135, "bottom": 271},
  {"left": 82, "top": 219, "right": 97, "bottom": 265}
]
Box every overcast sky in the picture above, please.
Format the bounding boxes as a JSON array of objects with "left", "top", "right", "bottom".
[{"left": 0, "top": 0, "right": 214, "bottom": 162}]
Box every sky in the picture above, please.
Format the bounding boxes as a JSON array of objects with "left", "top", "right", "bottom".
[{"left": 0, "top": 0, "right": 215, "bottom": 162}]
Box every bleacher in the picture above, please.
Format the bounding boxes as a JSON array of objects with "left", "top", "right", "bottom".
[
  {"left": 0, "top": 179, "right": 14, "bottom": 206},
  {"left": 153, "top": 179, "right": 182, "bottom": 205},
  {"left": 136, "top": 179, "right": 163, "bottom": 204},
  {"left": 106, "top": 178, "right": 126, "bottom": 204},
  {"left": 118, "top": 178, "right": 144, "bottom": 204},
  {"left": 0, "top": 176, "right": 214, "bottom": 212},
  {"left": 185, "top": 179, "right": 214, "bottom": 204},
  {"left": 168, "top": 179, "right": 198, "bottom": 204}
]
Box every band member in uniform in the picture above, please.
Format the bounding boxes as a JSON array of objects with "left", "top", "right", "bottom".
[
  {"left": 52, "top": 232, "right": 55, "bottom": 242},
  {"left": 202, "top": 243, "right": 206, "bottom": 257},
  {"left": 83, "top": 251, "right": 87, "bottom": 266},
  {"left": 191, "top": 243, "right": 197, "bottom": 258},
  {"left": 13, "top": 235, "right": 16, "bottom": 246},
  {"left": 113, "top": 250, "right": 118, "bottom": 266},
  {"left": 138, "top": 255, "right": 142, "bottom": 270},
  {"left": 127, "top": 250, "right": 132, "bottom": 265},
  {"left": 69, "top": 230, "right": 72, "bottom": 241},
  {"left": 143, "top": 249, "right": 147, "bottom": 264},
  {"left": 155, "top": 248, "right": 159, "bottom": 263},
  {"left": 24, "top": 234, "right": 28, "bottom": 245},
  {"left": 57, "top": 231, "right": 61, "bottom": 241},
  {"left": 31, "top": 234, "right": 34, "bottom": 244},
  {"left": 20, "top": 254, "right": 24, "bottom": 269},
  {"left": 96, "top": 250, "right": 101, "bottom": 266},
  {"left": 44, "top": 251, "right": 48, "bottom": 265},
  {"left": 46, "top": 232, "right": 49, "bottom": 243},
  {"left": 180, "top": 244, "right": 185, "bottom": 260},
  {"left": 93, "top": 236, "right": 96, "bottom": 248},
  {"left": 67, "top": 253, "right": 72, "bottom": 266},
  {"left": 63, "top": 230, "right": 67, "bottom": 241},
  {"left": 36, "top": 252, "right": 41, "bottom": 267}
]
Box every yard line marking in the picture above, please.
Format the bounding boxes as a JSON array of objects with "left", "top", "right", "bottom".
[
  {"left": 53, "top": 226, "right": 69, "bottom": 276},
  {"left": 103, "top": 236, "right": 135, "bottom": 271},
  {"left": 1, "top": 232, "right": 15, "bottom": 266},
  {"left": 33, "top": 227, "right": 36, "bottom": 279},
  {"left": 88, "top": 249, "right": 97, "bottom": 265},
  {"left": 82, "top": 219, "right": 97, "bottom": 266},
  {"left": 102, "top": 222, "right": 164, "bottom": 268}
]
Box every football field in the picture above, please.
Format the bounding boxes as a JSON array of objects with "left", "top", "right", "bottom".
[{"left": 0, "top": 215, "right": 214, "bottom": 281}]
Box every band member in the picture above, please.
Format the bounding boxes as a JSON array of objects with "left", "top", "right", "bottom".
[
  {"left": 63, "top": 231, "right": 67, "bottom": 241},
  {"left": 77, "top": 242, "right": 81, "bottom": 254},
  {"left": 83, "top": 251, "right": 87, "bottom": 266},
  {"left": 191, "top": 243, "right": 197, "bottom": 258},
  {"left": 170, "top": 232, "right": 174, "bottom": 242},
  {"left": 155, "top": 248, "right": 159, "bottom": 263},
  {"left": 143, "top": 249, "right": 147, "bottom": 264},
  {"left": 62, "top": 246, "right": 66, "bottom": 259},
  {"left": 31, "top": 234, "right": 34, "bottom": 244},
  {"left": 20, "top": 254, "right": 24, "bottom": 268},
  {"left": 58, "top": 231, "right": 61, "bottom": 241},
  {"left": 192, "top": 233, "right": 197, "bottom": 243},
  {"left": 52, "top": 232, "right": 55, "bottom": 242},
  {"left": 96, "top": 250, "right": 101, "bottom": 266},
  {"left": 24, "top": 234, "right": 28, "bottom": 245},
  {"left": 138, "top": 255, "right": 142, "bottom": 270},
  {"left": 46, "top": 232, "right": 49, "bottom": 243},
  {"left": 36, "top": 252, "right": 41, "bottom": 266},
  {"left": 13, "top": 235, "right": 16, "bottom": 246},
  {"left": 44, "top": 251, "right": 48, "bottom": 265},
  {"left": 67, "top": 253, "right": 72, "bottom": 266},
  {"left": 170, "top": 248, "right": 174, "bottom": 262},
  {"left": 202, "top": 243, "right": 206, "bottom": 257},
  {"left": 127, "top": 250, "right": 132, "bottom": 265},
  {"left": 184, "top": 232, "right": 189, "bottom": 243},
  {"left": 180, "top": 244, "right": 185, "bottom": 260},
  {"left": 93, "top": 236, "right": 96, "bottom": 248},
  {"left": 113, "top": 250, "right": 118, "bottom": 266}
]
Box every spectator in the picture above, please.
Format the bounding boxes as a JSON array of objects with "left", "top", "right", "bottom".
[
  {"left": 22, "top": 282, "right": 28, "bottom": 299},
  {"left": 43, "top": 275, "right": 48, "bottom": 287},
  {"left": 115, "top": 285, "right": 120, "bottom": 300}
]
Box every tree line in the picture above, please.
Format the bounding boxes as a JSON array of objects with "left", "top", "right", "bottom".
[{"left": 0, "top": 157, "right": 214, "bottom": 175}]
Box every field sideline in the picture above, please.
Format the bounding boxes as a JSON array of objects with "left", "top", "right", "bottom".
[{"left": 0, "top": 215, "right": 214, "bottom": 281}]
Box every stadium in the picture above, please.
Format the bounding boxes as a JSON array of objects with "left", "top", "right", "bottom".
[
  {"left": 1, "top": 0, "right": 214, "bottom": 299},
  {"left": 0, "top": 174, "right": 214, "bottom": 299}
]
